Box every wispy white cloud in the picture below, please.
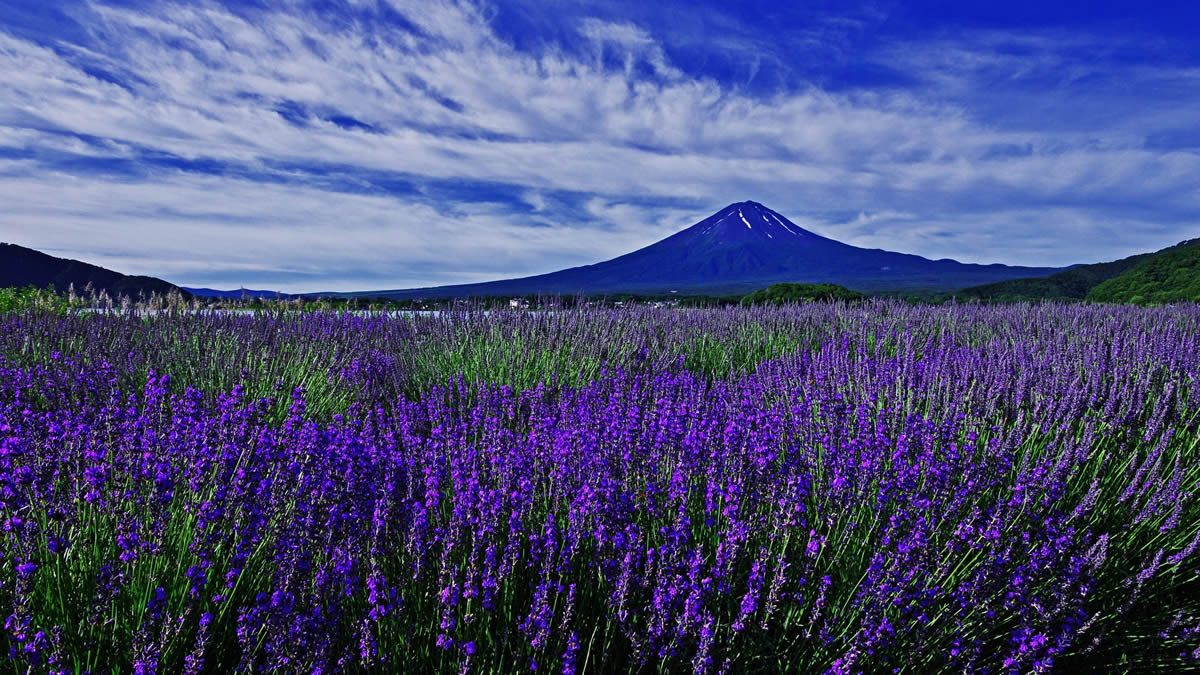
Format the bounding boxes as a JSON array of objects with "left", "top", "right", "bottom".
[
  {"left": 0, "top": 1, "right": 1197, "bottom": 290},
  {"left": 822, "top": 206, "right": 1196, "bottom": 268},
  {"left": 0, "top": 170, "right": 699, "bottom": 290}
]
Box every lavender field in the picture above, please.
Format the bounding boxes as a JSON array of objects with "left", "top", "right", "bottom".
[{"left": 2, "top": 301, "right": 1199, "bottom": 673}]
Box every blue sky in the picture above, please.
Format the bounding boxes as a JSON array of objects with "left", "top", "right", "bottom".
[{"left": 1, "top": 0, "right": 1198, "bottom": 291}]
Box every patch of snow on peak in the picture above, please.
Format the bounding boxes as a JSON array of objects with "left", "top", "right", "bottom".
[
  {"left": 739, "top": 210, "right": 752, "bottom": 229},
  {"left": 768, "top": 212, "right": 802, "bottom": 236}
]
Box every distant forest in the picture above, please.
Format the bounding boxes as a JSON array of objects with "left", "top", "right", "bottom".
[{"left": 1088, "top": 239, "right": 1200, "bottom": 304}]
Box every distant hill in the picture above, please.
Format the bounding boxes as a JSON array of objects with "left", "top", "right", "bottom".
[
  {"left": 1087, "top": 239, "right": 1200, "bottom": 304},
  {"left": 342, "top": 201, "right": 1063, "bottom": 299},
  {"left": 184, "top": 287, "right": 295, "bottom": 300},
  {"left": 959, "top": 238, "right": 1200, "bottom": 303},
  {"left": 0, "top": 243, "right": 185, "bottom": 298},
  {"left": 958, "top": 252, "right": 1156, "bottom": 301}
]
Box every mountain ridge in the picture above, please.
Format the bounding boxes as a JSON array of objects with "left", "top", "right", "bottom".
[
  {"left": 1087, "top": 238, "right": 1200, "bottom": 304},
  {"left": 0, "top": 242, "right": 186, "bottom": 299},
  {"left": 340, "top": 201, "right": 1064, "bottom": 299},
  {"left": 959, "top": 238, "right": 1200, "bottom": 302},
  {"left": 184, "top": 287, "right": 297, "bottom": 300}
]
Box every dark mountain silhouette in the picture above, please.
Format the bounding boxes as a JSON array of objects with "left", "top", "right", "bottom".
[
  {"left": 0, "top": 242, "right": 185, "bottom": 298},
  {"left": 350, "top": 201, "right": 1063, "bottom": 299},
  {"left": 184, "top": 287, "right": 295, "bottom": 300}
]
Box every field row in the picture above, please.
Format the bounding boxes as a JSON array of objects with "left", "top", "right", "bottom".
[{"left": 1, "top": 302, "right": 1198, "bottom": 672}]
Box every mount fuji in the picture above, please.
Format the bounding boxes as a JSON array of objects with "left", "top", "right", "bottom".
[{"left": 356, "top": 202, "right": 1063, "bottom": 298}]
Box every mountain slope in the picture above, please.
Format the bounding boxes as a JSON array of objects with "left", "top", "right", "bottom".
[
  {"left": 1087, "top": 239, "right": 1200, "bottom": 304},
  {"left": 0, "top": 243, "right": 185, "bottom": 298},
  {"left": 958, "top": 252, "right": 1155, "bottom": 301},
  {"left": 184, "top": 287, "right": 295, "bottom": 300},
  {"left": 352, "top": 202, "right": 1062, "bottom": 299}
]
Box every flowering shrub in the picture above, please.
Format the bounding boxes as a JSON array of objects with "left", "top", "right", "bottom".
[{"left": 1, "top": 301, "right": 1198, "bottom": 672}]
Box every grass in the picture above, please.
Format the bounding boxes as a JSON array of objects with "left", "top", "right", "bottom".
[{"left": 1, "top": 299, "right": 1198, "bottom": 672}]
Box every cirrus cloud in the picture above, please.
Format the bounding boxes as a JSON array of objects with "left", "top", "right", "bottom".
[{"left": 0, "top": 0, "right": 1197, "bottom": 291}]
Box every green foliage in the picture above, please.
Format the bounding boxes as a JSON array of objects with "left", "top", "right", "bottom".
[
  {"left": 1088, "top": 239, "right": 1200, "bottom": 305},
  {"left": 0, "top": 301, "right": 947, "bottom": 421},
  {"left": 0, "top": 285, "right": 72, "bottom": 314},
  {"left": 959, "top": 252, "right": 1154, "bottom": 302},
  {"left": 740, "top": 282, "right": 865, "bottom": 306},
  {"left": 960, "top": 238, "right": 1200, "bottom": 304},
  {"left": 2, "top": 303, "right": 1199, "bottom": 672}
]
